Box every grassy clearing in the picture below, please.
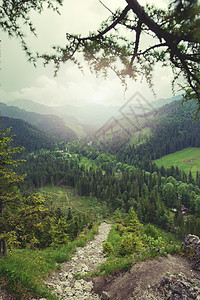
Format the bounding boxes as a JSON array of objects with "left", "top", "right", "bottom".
[
  {"left": 0, "top": 223, "right": 100, "bottom": 299},
  {"left": 76, "top": 155, "right": 98, "bottom": 171},
  {"left": 129, "top": 127, "right": 152, "bottom": 147},
  {"left": 39, "top": 185, "right": 103, "bottom": 218},
  {"left": 155, "top": 147, "right": 200, "bottom": 175}
]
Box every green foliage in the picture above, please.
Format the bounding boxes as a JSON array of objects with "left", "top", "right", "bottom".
[
  {"left": 96, "top": 256, "right": 133, "bottom": 276},
  {"left": 142, "top": 224, "right": 160, "bottom": 239},
  {"left": 92, "top": 212, "right": 180, "bottom": 277},
  {"left": 162, "top": 182, "right": 177, "bottom": 208},
  {"left": 142, "top": 234, "right": 165, "bottom": 249},
  {"left": 0, "top": 222, "right": 100, "bottom": 298},
  {"left": 0, "top": 116, "right": 55, "bottom": 153},
  {"left": 0, "top": 127, "right": 25, "bottom": 256},
  {"left": 102, "top": 241, "right": 114, "bottom": 256},
  {"left": 155, "top": 147, "right": 200, "bottom": 177},
  {"left": 118, "top": 233, "right": 144, "bottom": 256}
]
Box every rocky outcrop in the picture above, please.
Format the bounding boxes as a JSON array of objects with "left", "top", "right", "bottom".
[
  {"left": 133, "top": 272, "right": 200, "bottom": 299},
  {"left": 44, "top": 222, "right": 111, "bottom": 299},
  {"left": 183, "top": 234, "right": 200, "bottom": 271},
  {"left": 159, "top": 272, "right": 200, "bottom": 299}
]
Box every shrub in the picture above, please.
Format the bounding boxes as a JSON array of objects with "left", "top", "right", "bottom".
[
  {"left": 142, "top": 224, "right": 160, "bottom": 239},
  {"left": 118, "top": 233, "right": 144, "bottom": 256},
  {"left": 103, "top": 241, "right": 114, "bottom": 256}
]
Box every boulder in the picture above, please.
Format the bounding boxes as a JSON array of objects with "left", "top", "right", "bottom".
[
  {"left": 159, "top": 272, "right": 200, "bottom": 299},
  {"left": 183, "top": 234, "right": 200, "bottom": 271},
  {"left": 184, "top": 234, "right": 200, "bottom": 246}
]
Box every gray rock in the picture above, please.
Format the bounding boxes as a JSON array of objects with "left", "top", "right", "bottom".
[
  {"left": 195, "top": 243, "right": 200, "bottom": 256},
  {"left": 44, "top": 222, "right": 111, "bottom": 300},
  {"left": 101, "top": 291, "right": 110, "bottom": 300},
  {"left": 185, "top": 234, "right": 200, "bottom": 246},
  {"left": 159, "top": 272, "right": 200, "bottom": 299},
  {"left": 56, "top": 285, "right": 62, "bottom": 294},
  {"left": 184, "top": 234, "right": 200, "bottom": 271}
]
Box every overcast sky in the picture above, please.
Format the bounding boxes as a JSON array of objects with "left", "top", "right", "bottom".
[{"left": 0, "top": 0, "right": 177, "bottom": 108}]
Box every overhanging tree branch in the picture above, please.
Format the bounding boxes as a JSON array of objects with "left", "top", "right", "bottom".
[{"left": 1, "top": 0, "right": 199, "bottom": 114}]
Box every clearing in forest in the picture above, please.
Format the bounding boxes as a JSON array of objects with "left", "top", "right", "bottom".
[{"left": 155, "top": 147, "right": 200, "bottom": 176}]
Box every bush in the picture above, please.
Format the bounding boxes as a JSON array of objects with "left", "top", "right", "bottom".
[
  {"left": 114, "top": 224, "right": 124, "bottom": 235},
  {"left": 118, "top": 233, "right": 144, "bottom": 256},
  {"left": 103, "top": 241, "right": 114, "bottom": 256},
  {"left": 142, "top": 224, "right": 160, "bottom": 239}
]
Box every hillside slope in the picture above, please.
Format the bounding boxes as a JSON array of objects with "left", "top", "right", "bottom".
[
  {"left": 92, "top": 254, "right": 199, "bottom": 299},
  {"left": 98, "top": 99, "right": 200, "bottom": 162},
  {"left": 0, "top": 116, "right": 55, "bottom": 152},
  {"left": 0, "top": 102, "right": 77, "bottom": 141}
]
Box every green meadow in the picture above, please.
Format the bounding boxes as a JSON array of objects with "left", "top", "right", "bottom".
[
  {"left": 155, "top": 147, "right": 200, "bottom": 175},
  {"left": 39, "top": 185, "right": 104, "bottom": 219}
]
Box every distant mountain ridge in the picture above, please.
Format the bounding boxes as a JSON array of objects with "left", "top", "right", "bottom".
[
  {"left": 7, "top": 99, "right": 121, "bottom": 128},
  {"left": 151, "top": 95, "right": 182, "bottom": 108},
  {"left": 0, "top": 102, "right": 77, "bottom": 141},
  {"left": 0, "top": 116, "right": 55, "bottom": 152},
  {"left": 4, "top": 95, "right": 182, "bottom": 130}
]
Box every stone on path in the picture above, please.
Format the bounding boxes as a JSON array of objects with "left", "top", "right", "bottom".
[{"left": 44, "top": 222, "right": 111, "bottom": 299}]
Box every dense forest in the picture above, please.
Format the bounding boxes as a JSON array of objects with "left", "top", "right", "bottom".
[
  {"left": 1, "top": 97, "right": 200, "bottom": 298},
  {"left": 1, "top": 97, "right": 200, "bottom": 254},
  {"left": 0, "top": 116, "right": 55, "bottom": 152},
  {"left": 118, "top": 100, "right": 200, "bottom": 165}
]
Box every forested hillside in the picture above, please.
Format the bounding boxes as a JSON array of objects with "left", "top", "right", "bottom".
[
  {"left": 1, "top": 98, "right": 200, "bottom": 299},
  {"left": 0, "top": 102, "right": 77, "bottom": 141},
  {"left": 0, "top": 116, "right": 55, "bottom": 152},
  {"left": 117, "top": 100, "right": 200, "bottom": 165}
]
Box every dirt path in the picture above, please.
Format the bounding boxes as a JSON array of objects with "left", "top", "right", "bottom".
[
  {"left": 1, "top": 223, "right": 200, "bottom": 300},
  {"left": 92, "top": 254, "right": 199, "bottom": 299},
  {"left": 44, "top": 222, "right": 112, "bottom": 299},
  {"left": 61, "top": 186, "right": 89, "bottom": 215}
]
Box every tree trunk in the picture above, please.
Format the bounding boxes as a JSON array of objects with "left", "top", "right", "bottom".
[{"left": 2, "top": 238, "right": 8, "bottom": 256}]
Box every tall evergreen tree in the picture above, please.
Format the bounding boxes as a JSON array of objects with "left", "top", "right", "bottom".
[{"left": 0, "top": 127, "right": 25, "bottom": 256}]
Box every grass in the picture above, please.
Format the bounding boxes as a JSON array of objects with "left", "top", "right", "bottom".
[
  {"left": 129, "top": 127, "right": 152, "bottom": 147},
  {"left": 39, "top": 185, "right": 104, "bottom": 219},
  {"left": 84, "top": 223, "right": 181, "bottom": 277},
  {"left": 0, "top": 222, "right": 100, "bottom": 299},
  {"left": 155, "top": 147, "right": 200, "bottom": 176}
]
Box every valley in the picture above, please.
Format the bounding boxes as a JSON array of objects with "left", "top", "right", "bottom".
[
  {"left": 1, "top": 95, "right": 200, "bottom": 299},
  {"left": 1, "top": 0, "right": 200, "bottom": 298}
]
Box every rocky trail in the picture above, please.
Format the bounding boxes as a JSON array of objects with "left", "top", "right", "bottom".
[
  {"left": 44, "top": 222, "right": 112, "bottom": 300},
  {"left": 44, "top": 224, "right": 200, "bottom": 300},
  {"left": 1, "top": 224, "right": 200, "bottom": 300}
]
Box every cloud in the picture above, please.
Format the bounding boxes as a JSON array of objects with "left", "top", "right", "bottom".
[
  {"left": 0, "top": 0, "right": 177, "bottom": 109},
  {"left": 0, "top": 60, "right": 175, "bottom": 108}
]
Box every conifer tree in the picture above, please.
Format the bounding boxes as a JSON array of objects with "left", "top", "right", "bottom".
[{"left": 0, "top": 127, "right": 25, "bottom": 256}]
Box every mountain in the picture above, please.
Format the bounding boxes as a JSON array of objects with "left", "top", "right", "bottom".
[
  {"left": 54, "top": 103, "right": 121, "bottom": 128},
  {"left": 0, "top": 102, "right": 77, "bottom": 141},
  {"left": 7, "top": 99, "right": 121, "bottom": 128},
  {"left": 3, "top": 95, "right": 183, "bottom": 134},
  {"left": 93, "top": 97, "right": 200, "bottom": 158},
  {"left": 8, "top": 99, "right": 57, "bottom": 115},
  {"left": 8, "top": 98, "right": 79, "bottom": 124},
  {"left": 151, "top": 94, "right": 182, "bottom": 108},
  {"left": 0, "top": 116, "right": 55, "bottom": 152},
  {"left": 6, "top": 99, "right": 93, "bottom": 138}
]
